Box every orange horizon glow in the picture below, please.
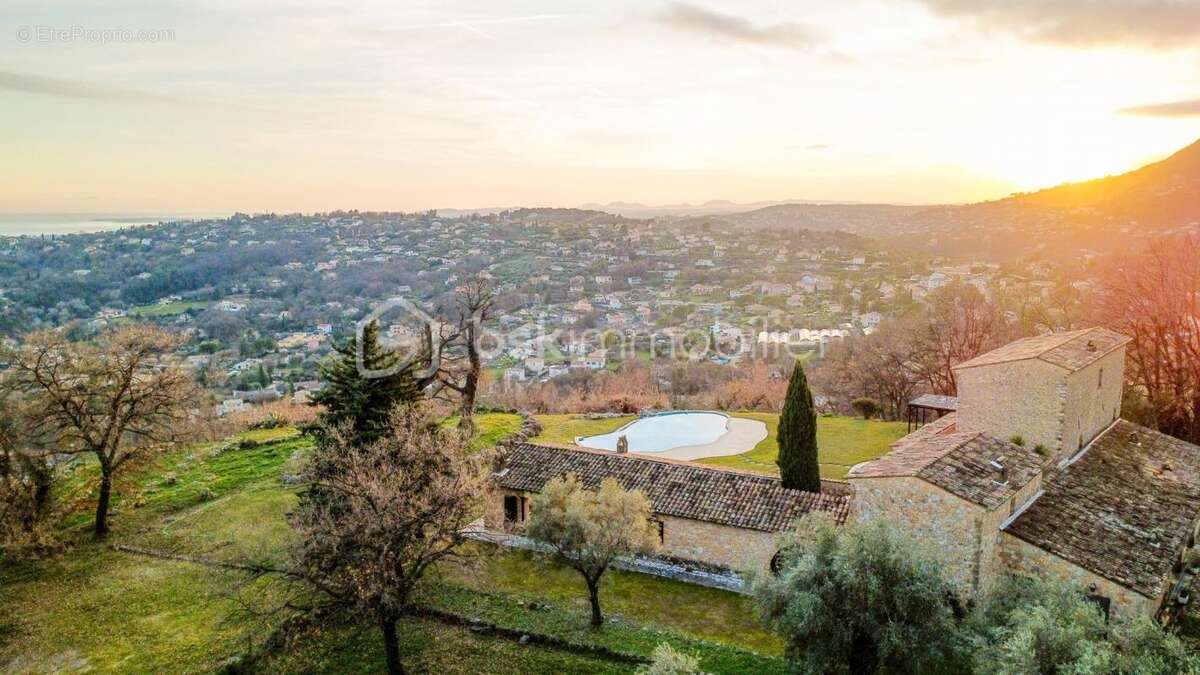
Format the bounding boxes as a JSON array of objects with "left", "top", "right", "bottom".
[{"left": 2, "top": 1, "right": 1199, "bottom": 214}]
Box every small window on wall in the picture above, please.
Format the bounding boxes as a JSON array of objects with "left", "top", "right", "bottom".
[
  {"left": 503, "top": 495, "right": 519, "bottom": 523},
  {"left": 651, "top": 518, "right": 664, "bottom": 544},
  {"left": 1098, "top": 367, "right": 1103, "bottom": 389}
]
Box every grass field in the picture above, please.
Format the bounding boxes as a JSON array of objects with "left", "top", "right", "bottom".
[
  {"left": 0, "top": 413, "right": 783, "bottom": 674},
  {"left": 701, "top": 413, "right": 907, "bottom": 479},
  {"left": 441, "top": 412, "right": 523, "bottom": 451},
  {"left": 531, "top": 412, "right": 906, "bottom": 479},
  {"left": 127, "top": 300, "right": 213, "bottom": 317},
  {"left": 531, "top": 414, "right": 637, "bottom": 445}
]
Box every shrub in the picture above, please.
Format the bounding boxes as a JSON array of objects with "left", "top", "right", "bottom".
[
  {"left": 850, "top": 397, "right": 881, "bottom": 420},
  {"left": 639, "top": 643, "right": 706, "bottom": 675},
  {"left": 248, "top": 412, "right": 286, "bottom": 430},
  {"left": 970, "top": 574, "right": 1200, "bottom": 674}
]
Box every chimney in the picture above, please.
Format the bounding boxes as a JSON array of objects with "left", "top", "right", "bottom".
[
  {"left": 989, "top": 459, "right": 1009, "bottom": 484},
  {"left": 616, "top": 435, "right": 629, "bottom": 454},
  {"left": 1086, "top": 340, "right": 1097, "bottom": 352}
]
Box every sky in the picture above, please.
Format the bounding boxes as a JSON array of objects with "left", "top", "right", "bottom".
[{"left": 2, "top": 0, "right": 1200, "bottom": 215}]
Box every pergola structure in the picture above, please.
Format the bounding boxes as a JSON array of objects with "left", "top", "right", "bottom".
[{"left": 906, "top": 394, "right": 958, "bottom": 432}]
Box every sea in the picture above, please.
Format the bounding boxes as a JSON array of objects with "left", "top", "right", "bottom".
[{"left": 0, "top": 213, "right": 217, "bottom": 236}]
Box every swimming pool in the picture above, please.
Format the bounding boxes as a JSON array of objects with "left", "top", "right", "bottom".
[{"left": 575, "top": 411, "right": 731, "bottom": 453}]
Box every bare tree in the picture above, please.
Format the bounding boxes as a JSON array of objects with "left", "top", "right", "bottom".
[
  {"left": 525, "top": 474, "right": 659, "bottom": 627},
  {"left": 1, "top": 326, "right": 199, "bottom": 537},
  {"left": 810, "top": 322, "right": 922, "bottom": 420},
  {"left": 1097, "top": 234, "right": 1200, "bottom": 444},
  {"left": 288, "top": 403, "right": 492, "bottom": 674},
  {"left": 912, "top": 283, "right": 1011, "bottom": 395},
  {"left": 438, "top": 277, "right": 497, "bottom": 433},
  {"left": 415, "top": 276, "right": 497, "bottom": 434}
]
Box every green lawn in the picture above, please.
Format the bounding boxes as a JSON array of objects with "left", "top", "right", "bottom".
[
  {"left": 128, "top": 300, "right": 213, "bottom": 317},
  {"left": 531, "top": 414, "right": 637, "bottom": 445},
  {"left": 441, "top": 412, "right": 523, "bottom": 451},
  {"left": 260, "top": 616, "right": 635, "bottom": 674},
  {"left": 531, "top": 412, "right": 906, "bottom": 480},
  {"left": 442, "top": 547, "right": 781, "bottom": 655},
  {"left": 700, "top": 413, "right": 907, "bottom": 479},
  {"left": 1, "top": 413, "right": 783, "bottom": 674}
]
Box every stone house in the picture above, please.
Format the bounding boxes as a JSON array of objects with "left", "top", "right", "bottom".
[
  {"left": 485, "top": 443, "right": 849, "bottom": 571},
  {"left": 483, "top": 327, "right": 1199, "bottom": 621},
  {"left": 848, "top": 327, "right": 1200, "bottom": 620}
]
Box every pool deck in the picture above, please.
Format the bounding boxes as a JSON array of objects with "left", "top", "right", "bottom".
[{"left": 642, "top": 417, "right": 768, "bottom": 461}]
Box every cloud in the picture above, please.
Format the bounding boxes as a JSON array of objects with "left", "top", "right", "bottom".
[
  {"left": 0, "top": 70, "right": 175, "bottom": 103},
  {"left": 353, "top": 13, "right": 564, "bottom": 41},
  {"left": 915, "top": 0, "right": 1200, "bottom": 48},
  {"left": 655, "top": 3, "right": 824, "bottom": 50},
  {"left": 1118, "top": 97, "right": 1200, "bottom": 118}
]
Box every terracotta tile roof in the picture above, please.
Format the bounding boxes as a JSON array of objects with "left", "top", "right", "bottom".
[
  {"left": 846, "top": 413, "right": 960, "bottom": 478},
  {"left": 915, "top": 434, "right": 1044, "bottom": 509},
  {"left": 1006, "top": 420, "right": 1200, "bottom": 597},
  {"left": 952, "top": 327, "right": 1130, "bottom": 373},
  {"left": 496, "top": 443, "right": 850, "bottom": 532},
  {"left": 848, "top": 417, "right": 1043, "bottom": 509}
]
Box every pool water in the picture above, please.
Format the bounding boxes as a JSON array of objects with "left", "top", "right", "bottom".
[{"left": 576, "top": 412, "right": 730, "bottom": 453}]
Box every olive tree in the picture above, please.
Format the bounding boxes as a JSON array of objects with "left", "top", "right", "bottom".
[
  {"left": 754, "top": 516, "right": 969, "bottom": 675},
  {"left": 525, "top": 474, "right": 659, "bottom": 627},
  {"left": 970, "top": 573, "right": 1199, "bottom": 675}
]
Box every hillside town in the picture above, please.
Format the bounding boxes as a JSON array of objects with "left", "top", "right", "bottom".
[
  {"left": 5, "top": 1, "right": 1200, "bottom": 671},
  {"left": 0, "top": 210, "right": 1109, "bottom": 417}
]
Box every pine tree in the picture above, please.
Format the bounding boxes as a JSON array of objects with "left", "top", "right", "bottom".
[
  {"left": 308, "top": 321, "right": 421, "bottom": 448},
  {"left": 777, "top": 360, "right": 821, "bottom": 492}
]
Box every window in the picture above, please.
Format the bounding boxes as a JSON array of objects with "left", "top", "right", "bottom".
[
  {"left": 1098, "top": 367, "right": 1103, "bottom": 389},
  {"left": 651, "top": 518, "right": 665, "bottom": 544},
  {"left": 503, "top": 495, "right": 519, "bottom": 523}
]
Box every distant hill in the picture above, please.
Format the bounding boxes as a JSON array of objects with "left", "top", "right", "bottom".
[
  {"left": 499, "top": 207, "right": 641, "bottom": 226},
  {"left": 579, "top": 198, "right": 868, "bottom": 218},
  {"left": 683, "top": 138, "right": 1200, "bottom": 260},
  {"left": 1002, "top": 138, "right": 1200, "bottom": 222}
]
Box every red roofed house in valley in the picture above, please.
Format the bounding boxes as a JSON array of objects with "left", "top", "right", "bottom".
[{"left": 848, "top": 328, "right": 1200, "bottom": 621}]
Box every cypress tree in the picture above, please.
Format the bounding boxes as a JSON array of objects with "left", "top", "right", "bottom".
[
  {"left": 308, "top": 321, "right": 421, "bottom": 448},
  {"left": 777, "top": 361, "right": 821, "bottom": 492}
]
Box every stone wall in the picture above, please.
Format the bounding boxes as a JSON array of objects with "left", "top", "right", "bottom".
[
  {"left": 1060, "top": 349, "right": 1124, "bottom": 465},
  {"left": 996, "top": 532, "right": 1155, "bottom": 619},
  {"left": 977, "top": 476, "right": 1043, "bottom": 591},
  {"left": 850, "top": 475, "right": 985, "bottom": 594},
  {"left": 483, "top": 487, "right": 530, "bottom": 531},
  {"left": 955, "top": 359, "right": 1067, "bottom": 456},
  {"left": 658, "top": 515, "right": 778, "bottom": 572},
  {"left": 483, "top": 487, "right": 780, "bottom": 572}
]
